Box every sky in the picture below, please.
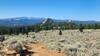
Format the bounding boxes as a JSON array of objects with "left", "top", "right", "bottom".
[{"left": 0, "top": 0, "right": 100, "bottom": 20}]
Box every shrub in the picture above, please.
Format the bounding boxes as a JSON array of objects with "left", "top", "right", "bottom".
[
  {"left": 59, "top": 30, "right": 62, "bottom": 35},
  {"left": 0, "top": 35, "right": 5, "bottom": 42},
  {"left": 79, "top": 24, "right": 84, "bottom": 32},
  {"left": 9, "top": 42, "right": 23, "bottom": 53}
]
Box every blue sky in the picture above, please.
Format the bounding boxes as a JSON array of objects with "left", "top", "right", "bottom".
[{"left": 0, "top": 0, "right": 100, "bottom": 20}]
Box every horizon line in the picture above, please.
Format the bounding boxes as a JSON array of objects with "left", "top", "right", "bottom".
[{"left": 0, "top": 16, "right": 99, "bottom": 21}]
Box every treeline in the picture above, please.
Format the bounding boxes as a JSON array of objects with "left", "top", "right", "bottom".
[
  {"left": 0, "top": 26, "right": 31, "bottom": 35},
  {"left": 0, "top": 19, "right": 100, "bottom": 35}
]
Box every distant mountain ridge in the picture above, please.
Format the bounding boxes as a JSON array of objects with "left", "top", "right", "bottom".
[
  {"left": 0, "top": 17, "right": 99, "bottom": 26},
  {"left": 0, "top": 17, "right": 44, "bottom": 26}
]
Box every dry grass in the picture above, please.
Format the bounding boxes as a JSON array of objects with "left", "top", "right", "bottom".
[{"left": 0, "top": 29, "right": 100, "bottom": 56}]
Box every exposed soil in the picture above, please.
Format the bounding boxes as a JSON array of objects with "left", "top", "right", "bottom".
[{"left": 2, "top": 43, "right": 66, "bottom": 56}]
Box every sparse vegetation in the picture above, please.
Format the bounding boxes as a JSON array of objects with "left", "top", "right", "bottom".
[{"left": 0, "top": 30, "right": 100, "bottom": 56}]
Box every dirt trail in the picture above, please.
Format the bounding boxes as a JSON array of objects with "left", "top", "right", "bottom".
[
  {"left": 2, "top": 43, "right": 66, "bottom": 56},
  {"left": 26, "top": 43, "right": 66, "bottom": 56}
]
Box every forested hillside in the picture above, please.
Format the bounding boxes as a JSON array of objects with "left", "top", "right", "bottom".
[{"left": 0, "top": 18, "right": 100, "bottom": 35}]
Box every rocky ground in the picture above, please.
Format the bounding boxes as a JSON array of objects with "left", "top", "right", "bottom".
[{"left": 0, "top": 29, "right": 100, "bottom": 56}]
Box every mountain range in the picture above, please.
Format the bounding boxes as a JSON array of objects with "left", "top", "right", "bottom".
[
  {"left": 0, "top": 17, "right": 44, "bottom": 26},
  {"left": 0, "top": 17, "right": 99, "bottom": 26}
]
